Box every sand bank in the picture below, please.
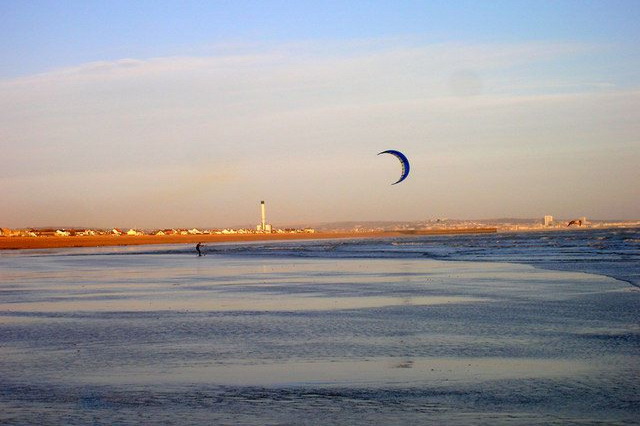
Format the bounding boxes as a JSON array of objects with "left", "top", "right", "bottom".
[
  {"left": 0, "top": 231, "right": 398, "bottom": 250},
  {"left": 0, "top": 228, "right": 500, "bottom": 250}
]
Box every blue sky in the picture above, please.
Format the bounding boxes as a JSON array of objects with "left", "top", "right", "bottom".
[
  {"left": 3, "top": 0, "right": 639, "bottom": 78},
  {"left": 1, "top": 1, "right": 639, "bottom": 227}
]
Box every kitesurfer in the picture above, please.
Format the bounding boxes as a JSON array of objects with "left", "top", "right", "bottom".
[{"left": 196, "top": 242, "right": 203, "bottom": 257}]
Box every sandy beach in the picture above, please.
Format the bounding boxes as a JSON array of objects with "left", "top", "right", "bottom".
[
  {"left": 0, "top": 231, "right": 398, "bottom": 250},
  {"left": 0, "top": 228, "right": 501, "bottom": 250}
]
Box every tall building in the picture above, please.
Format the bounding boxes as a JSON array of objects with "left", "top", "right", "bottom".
[
  {"left": 256, "top": 201, "right": 272, "bottom": 233},
  {"left": 543, "top": 215, "right": 553, "bottom": 226}
]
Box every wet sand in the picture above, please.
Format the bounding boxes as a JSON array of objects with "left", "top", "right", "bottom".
[{"left": 1, "top": 249, "right": 638, "bottom": 424}]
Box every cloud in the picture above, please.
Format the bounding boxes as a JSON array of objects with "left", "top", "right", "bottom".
[{"left": 1, "top": 40, "right": 638, "bottom": 226}]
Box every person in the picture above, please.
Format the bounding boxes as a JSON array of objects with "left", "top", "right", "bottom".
[{"left": 196, "top": 242, "right": 203, "bottom": 257}]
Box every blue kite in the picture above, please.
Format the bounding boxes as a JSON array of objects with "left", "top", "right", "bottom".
[{"left": 378, "top": 149, "right": 410, "bottom": 185}]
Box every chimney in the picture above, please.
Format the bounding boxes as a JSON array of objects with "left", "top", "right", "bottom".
[{"left": 261, "top": 201, "right": 266, "bottom": 231}]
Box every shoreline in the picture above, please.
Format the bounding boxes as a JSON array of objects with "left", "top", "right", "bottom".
[
  {"left": 0, "top": 228, "right": 499, "bottom": 250},
  {"left": 0, "top": 231, "right": 396, "bottom": 250},
  {"left": 2, "top": 226, "right": 637, "bottom": 251}
]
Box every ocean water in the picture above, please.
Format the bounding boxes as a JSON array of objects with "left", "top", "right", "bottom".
[{"left": 0, "top": 228, "right": 638, "bottom": 424}]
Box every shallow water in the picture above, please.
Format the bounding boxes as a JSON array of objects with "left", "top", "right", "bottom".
[{"left": 1, "top": 235, "right": 639, "bottom": 424}]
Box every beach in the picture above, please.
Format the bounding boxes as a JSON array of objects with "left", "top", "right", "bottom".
[
  {"left": 4, "top": 1, "right": 639, "bottom": 423},
  {"left": 0, "top": 232, "right": 390, "bottom": 250},
  {"left": 1, "top": 231, "right": 638, "bottom": 424},
  {"left": 0, "top": 228, "right": 501, "bottom": 250}
]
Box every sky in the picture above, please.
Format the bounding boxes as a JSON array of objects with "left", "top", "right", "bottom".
[{"left": 1, "top": 0, "right": 639, "bottom": 228}]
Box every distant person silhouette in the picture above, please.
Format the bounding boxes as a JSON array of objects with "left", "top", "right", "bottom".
[{"left": 196, "top": 242, "right": 203, "bottom": 257}]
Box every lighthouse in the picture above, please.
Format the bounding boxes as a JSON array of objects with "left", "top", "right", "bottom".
[{"left": 257, "top": 201, "right": 272, "bottom": 233}]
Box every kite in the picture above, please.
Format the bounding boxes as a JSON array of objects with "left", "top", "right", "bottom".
[{"left": 378, "top": 149, "right": 410, "bottom": 185}]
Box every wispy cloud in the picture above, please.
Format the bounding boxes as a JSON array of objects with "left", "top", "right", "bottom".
[{"left": 1, "top": 40, "right": 638, "bottom": 226}]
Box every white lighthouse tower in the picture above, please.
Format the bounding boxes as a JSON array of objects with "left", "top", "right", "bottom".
[{"left": 257, "top": 201, "right": 272, "bottom": 233}]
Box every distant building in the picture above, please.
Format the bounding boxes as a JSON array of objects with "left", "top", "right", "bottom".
[
  {"left": 256, "top": 200, "right": 273, "bottom": 233},
  {"left": 543, "top": 215, "right": 554, "bottom": 226}
]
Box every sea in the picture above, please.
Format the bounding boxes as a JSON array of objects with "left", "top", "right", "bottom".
[{"left": 0, "top": 228, "right": 638, "bottom": 425}]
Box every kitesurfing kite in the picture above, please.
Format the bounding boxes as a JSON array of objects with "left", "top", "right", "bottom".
[{"left": 378, "top": 149, "right": 410, "bottom": 185}]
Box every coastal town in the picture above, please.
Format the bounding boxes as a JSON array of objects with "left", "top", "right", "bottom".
[
  {"left": 298, "top": 215, "right": 640, "bottom": 233},
  {"left": 0, "top": 200, "right": 318, "bottom": 238},
  {"left": 2, "top": 216, "right": 638, "bottom": 239},
  {"left": 2, "top": 199, "right": 639, "bottom": 241},
  {"left": 0, "top": 226, "right": 316, "bottom": 238}
]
